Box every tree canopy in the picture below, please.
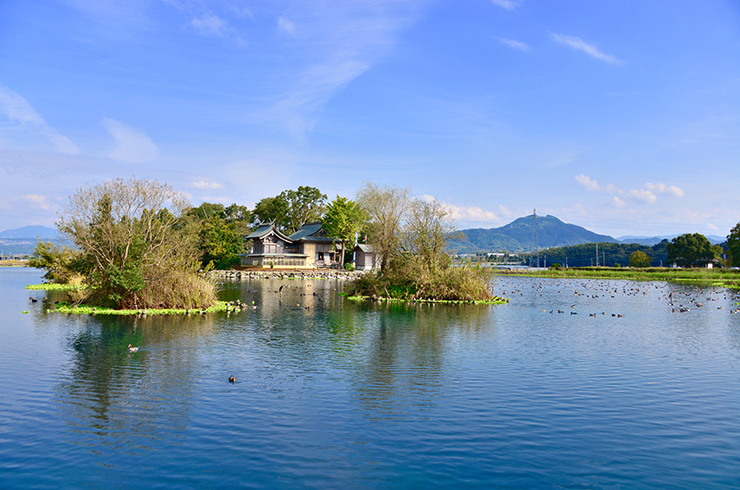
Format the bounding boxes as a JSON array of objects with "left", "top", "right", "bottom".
[
  {"left": 253, "top": 186, "right": 327, "bottom": 235},
  {"left": 54, "top": 177, "right": 216, "bottom": 309},
  {"left": 728, "top": 222, "right": 740, "bottom": 267},
  {"left": 187, "top": 202, "right": 252, "bottom": 269},
  {"left": 321, "top": 196, "right": 367, "bottom": 266},
  {"left": 666, "top": 233, "right": 715, "bottom": 268},
  {"left": 629, "top": 250, "right": 653, "bottom": 268}
]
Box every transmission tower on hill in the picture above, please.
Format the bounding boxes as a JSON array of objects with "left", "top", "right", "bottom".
[{"left": 529, "top": 208, "right": 540, "bottom": 268}]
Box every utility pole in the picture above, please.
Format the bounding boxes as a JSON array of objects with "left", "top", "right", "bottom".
[
  {"left": 530, "top": 208, "right": 540, "bottom": 268},
  {"left": 596, "top": 243, "right": 599, "bottom": 267}
]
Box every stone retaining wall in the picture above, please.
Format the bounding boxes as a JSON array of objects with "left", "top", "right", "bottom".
[{"left": 209, "top": 269, "right": 369, "bottom": 281}]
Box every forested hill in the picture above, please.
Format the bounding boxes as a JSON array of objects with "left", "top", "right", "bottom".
[
  {"left": 449, "top": 214, "right": 619, "bottom": 253},
  {"left": 519, "top": 240, "right": 670, "bottom": 268}
]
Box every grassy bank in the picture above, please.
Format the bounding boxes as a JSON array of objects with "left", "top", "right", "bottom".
[
  {"left": 494, "top": 267, "right": 740, "bottom": 289},
  {"left": 0, "top": 260, "right": 29, "bottom": 267},
  {"left": 52, "top": 301, "right": 232, "bottom": 315},
  {"left": 343, "top": 294, "right": 508, "bottom": 305},
  {"left": 26, "top": 283, "right": 85, "bottom": 290}
]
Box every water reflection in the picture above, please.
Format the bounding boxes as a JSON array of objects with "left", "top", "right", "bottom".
[{"left": 53, "top": 312, "right": 218, "bottom": 452}]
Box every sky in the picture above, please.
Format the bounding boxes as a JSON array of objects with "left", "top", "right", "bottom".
[{"left": 1, "top": 0, "right": 739, "bottom": 239}]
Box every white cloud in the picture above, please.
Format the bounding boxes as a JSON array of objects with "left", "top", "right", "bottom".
[
  {"left": 498, "top": 38, "right": 530, "bottom": 51},
  {"left": 101, "top": 118, "right": 160, "bottom": 163},
  {"left": 417, "top": 196, "right": 500, "bottom": 223},
  {"left": 278, "top": 17, "right": 296, "bottom": 36},
  {"left": 22, "top": 194, "right": 53, "bottom": 211},
  {"left": 574, "top": 174, "right": 601, "bottom": 191},
  {"left": 550, "top": 33, "right": 624, "bottom": 65},
  {"left": 499, "top": 205, "right": 512, "bottom": 217},
  {"left": 575, "top": 174, "right": 685, "bottom": 206},
  {"left": 490, "top": 0, "right": 520, "bottom": 10},
  {"left": 191, "top": 13, "right": 232, "bottom": 38},
  {"left": 628, "top": 188, "right": 657, "bottom": 204},
  {"left": 0, "top": 85, "right": 80, "bottom": 155},
  {"left": 191, "top": 179, "right": 224, "bottom": 190},
  {"left": 645, "top": 182, "right": 685, "bottom": 198},
  {"left": 707, "top": 223, "right": 719, "bottom": 231}
]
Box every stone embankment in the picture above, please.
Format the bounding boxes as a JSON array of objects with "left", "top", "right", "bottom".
[{"left": 210, "top": 269, "right": 369, "bottom": 281}]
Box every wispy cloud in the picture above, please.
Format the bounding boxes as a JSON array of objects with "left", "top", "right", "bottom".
[
  {"left": 0, "top": 85, "right": 80, "bottom": 155},
  {"left": 22, "top": 194, "right": 53, "bottom": 211},
  {"left": 490, "top": 0, "right": 520, "bottom": 10},
  {"left": 256, "top": 2, "right": 421, "bottom": 136},
  {"left": 550, "top": 33, "right": 624, "bottom": 65},
  {"left": 191, "top": 13, "right": 233, "bottom": 38},
  {"left": 498, "top": 38, "right": 530, "bottom": 51},
  {"left": 575, "top": 174, "right": 685, "bottom": 206},
  {"left": 191, "top": 179, "right": 224, "bottom": 190},
  {"left": 101, "top": 118, "right": 160, "bottom": 163},
  {"left": 278, "top": 17, "right": 296, "bottom": 36}
]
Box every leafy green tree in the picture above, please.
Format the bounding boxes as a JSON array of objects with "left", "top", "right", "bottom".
[
  {"left": 188, "top": 202, "right": 252, "bottom": 268},
  {"left": 253, "top": 186, "right": 326, "bottom": 234},
  {"left": 56, "top": 177, "right": 215, "bottom": 309},
  {"left": 629, "top": 250, "right": 653, "bottom": 268},
  {"left": 728, "top": 222, "right": 740, "bottom": 267},
  {"left": 28, "top": 239, "right": 84, "bottom": 284},
  {"left": 321, "top": 196, "right": 367, "bottom": 265},
  {"left": 666, "top": 233, "right": 714, "bottom": 268}
]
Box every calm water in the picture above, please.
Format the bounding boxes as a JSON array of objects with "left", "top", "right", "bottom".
[{"left": 1, "top": 267, "right": 740, "bottom": 489}]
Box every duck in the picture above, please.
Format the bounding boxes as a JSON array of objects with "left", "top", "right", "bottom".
[
  {"left": 228, "top": 375, "right": 236, "bottom": 383},
  {"left": 128, "top": 344, "right": 139, "bottom": 353}
]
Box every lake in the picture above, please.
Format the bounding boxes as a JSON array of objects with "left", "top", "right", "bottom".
[{"left": 2, "top": 267, "right": 740, "bottom": 489}]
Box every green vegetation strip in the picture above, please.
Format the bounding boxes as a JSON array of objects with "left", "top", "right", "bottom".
[
  {"left": 343, "top": 294, "right": 508, "bottom": 305},
  {"left": 494, "top": 268, "right": 740, "bottom": 288},
  {"left": 26, "top": 284, "right": 85, "bottom": 290},
  {"left": 52, "top": 301, "right": 231, "bottom": 316}
]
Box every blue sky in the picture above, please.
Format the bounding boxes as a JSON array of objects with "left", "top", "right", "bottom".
[{"left": 1, "top": 0, "right": 738, "bottom": 238}]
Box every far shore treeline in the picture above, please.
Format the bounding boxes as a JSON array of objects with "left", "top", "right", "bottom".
[{"left": 29, "top": 177, "right": 507, "bottom": 310}]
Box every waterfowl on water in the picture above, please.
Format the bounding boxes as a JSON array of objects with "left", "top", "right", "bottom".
[
  {"left": 229, "top": 375, "right": 236, "bottom": 383},
  {"left": 128, "top": 344, "right": 139, "bottom": 353}
]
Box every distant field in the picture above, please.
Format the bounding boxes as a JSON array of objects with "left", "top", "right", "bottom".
[
  {"left": 494, "top": 267, "right": 740, "bottom": 289},
  {"left": 0, "top": 260, "right": 29, "bottom": 267}
]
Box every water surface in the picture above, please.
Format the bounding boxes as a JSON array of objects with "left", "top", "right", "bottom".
[{"left": 2, "top": 268, "right": 740, "bottom": 489}]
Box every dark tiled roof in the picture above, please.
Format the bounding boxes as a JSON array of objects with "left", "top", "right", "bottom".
[
  {"left": 289, "top": 223, "right": 324, "bottom": 241},
  {"left": 245, "top": 224, "right": 293, "bottom": 242}
]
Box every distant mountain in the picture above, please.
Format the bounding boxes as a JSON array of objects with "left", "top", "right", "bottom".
[
  {"left": 0, "top": 225, "right": 58, "bottom": 239},
  {"left": 450, "top": 215, "right": 619, "bottom": 254}
]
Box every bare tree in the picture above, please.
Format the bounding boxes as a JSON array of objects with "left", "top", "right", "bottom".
[
  {"left": 402, "top": 197, "right": 461, "bottom": 273},
  {"left": 356, "top": 182, "right": 410, "bottom": 272}
]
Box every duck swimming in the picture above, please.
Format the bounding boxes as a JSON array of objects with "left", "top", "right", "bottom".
[
  {"left": 228, "top": 375, "right": 236, "bottom": 383},
  {"left": 128, "top": 344, "right": 139, "bottom": 353}
]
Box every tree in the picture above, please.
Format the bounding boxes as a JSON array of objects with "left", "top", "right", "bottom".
[
  {"left": 629, "top": 250, "right": 652, "bottom": 268},
  {"left": 252, "top": 195, "right": 289, "bottom": 229},
  {"left": 356, "top": 182, "right": 410, "bottom": 272},
  {"left": 728, "top": 222, "right": 740, "bottom": 267},
  {"left": 666, "top": 233, "right": 714, "bottom": 268},
  {"left": 321, "top": 196, "right": 367, "bottom": 265},
  {"left": 188, "top": 202, "right": 252, "bottom": 268},
  {"left": 28, "top": 239, "right": 84, "bottom": 284},
  {"left": 402, "top": 197, "right": 461, "bottom": 275},
  {"left": 252, "top": 186, "right": 327, "bottom": 234},
  {"left": 56, "top": 177, "right": 215, "bottom": 309}
]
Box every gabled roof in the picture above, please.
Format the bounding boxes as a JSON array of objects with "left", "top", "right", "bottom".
[
  {"left": 289, "top": 222, "right": 340, "bottom": 243},
  {"left": 355, "top": 244, "right": 376, "bottom": 253},
  {"left": 245, "top": 224, "right": 293, "bottom": 242}
]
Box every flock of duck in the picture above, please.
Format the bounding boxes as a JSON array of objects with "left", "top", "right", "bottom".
[{"left": 497, "top": 278, "right": 740, "bottom": 317}]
